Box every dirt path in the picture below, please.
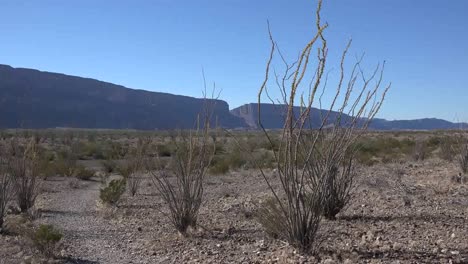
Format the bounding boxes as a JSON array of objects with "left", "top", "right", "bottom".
[{"left": 39, "top": 177, "right": 153, "bottom": 264}]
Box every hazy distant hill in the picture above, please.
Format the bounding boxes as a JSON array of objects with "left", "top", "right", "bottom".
[
  {"left": 0, "top": 64, "right": 245, "bottom": 129},
  {"left": 230, "top": 103, "right": 467, "bottom": 130}
]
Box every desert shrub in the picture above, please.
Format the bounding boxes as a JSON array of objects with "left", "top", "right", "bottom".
[
  {"left": 106, "top": 141, "right": 129, "bottom": 159},
  {"left": 253, "top": 0, "right": 389, "bottom": 253},
  {"left": 8, "top": 139, "right": 41, "bottom": 213},
  {"left": 156, "top": 143, "right": 173, "bottom": 157},
  {"left": 255, "top": 197, "right": 288, "bottom": 239},
  {"left": 390, "top": 165, "right": 413, "bottom": 206},
  {"left": 259, "top": 137, "right": 280, "bottom": 151},
  {"left": 100, "top": 159, "right": 117, "bottom": 184},
  {"left": 322, "top": 158, "right": 356, "bottom": 220},
  {"left": 118, "top": 162, "right": 143, "bottom": 197},
  {"left": 101, "top": 159, "right": 117, "bottom": 174},
  {"left": 439, "top": 137, "right": 457, "bottom": 161},
  {"left": 226, "top": 149, "right": 248, "bottom": 169},
  {"left": 68, "top": 177, "right": 80, "bottom": 189},
  {"left": 33, "top": 224, "right": 63, "bottom": 257},
  {"left": 209, "top": 157, "right": 230, "bottom": 175},
  {"left": 127, "top": 174, "right": 142, "bottom": 197},
  {"left": 54, "top": 149, "right": 79, "bottom": 177},
  {"left": 81, "top": 141, "right": 105, "bottom": 159},
  {"left": 74, "top": 165, "right": 95, "bottom": 181},
  {"left": 117, "top": 142, "right": 145, "bottom": 196},
  {"left": 0, "top": 158, "right": 15, "bottom": 230},
  {"left": 100, "top": 179, "right": 126, "bottom": 205},
  {"left": 252, "top": 150, "right": 276, "bottom": 169},
  {"left": 355, "top": 150, "right": 377, "bottom": 166},
  {"left": 458, "top": 143, "right": 468, "bottom": 174},
  {"left": 214, "top": 143, "right": 226, "bottom": 155},
  {"left": 152, "top": 106, "right": 216, "bottom": 235},
  {"left": 354, "top": 137, "right": 414, "bottom": 165},
  {"left": 412, "top": 140, "right": 427, "bottom": 161}
]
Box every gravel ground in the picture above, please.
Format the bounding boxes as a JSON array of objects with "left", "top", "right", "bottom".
[
  {"left": 2, "top": 158, "right": 468, "bottom": 263},
  {"left": 38, "top": 177, "right": 162, "bottom": 264}
]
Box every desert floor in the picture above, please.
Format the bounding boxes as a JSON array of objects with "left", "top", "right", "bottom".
[{"left": 1, "top": 156, "right": 467, "bottom": 264}]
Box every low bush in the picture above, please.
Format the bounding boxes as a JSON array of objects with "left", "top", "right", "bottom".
[
  {"left": 100, "top": 179, "right": 126, "bottom": 205},
  {"left": 322, "top": 161, "right": 355, "bottom": 220},
  {"left": 156, "top": 143, "right": 173, "bottom": 157},
  {"left": 255, "top": 197, "right": 287, "bottom": 239},
  {"left": 8, "top": 139, "right": 41, "bottom": 213},
  {"left": 209, "top": 157, "right": 230, "bottom": 175},
  {"left": 33, "top": 224, "right": 63, "bottom": 257},
  {"left": 458, "top": 144, "right": 468, "bottom": 174},
  {"left": 101, "top": 159, "right": 117, "bottom": 174},
  {"left": 354, "top": 137, "right": 415, "bottom": 165},
  {"left": 74, "top": 165, "right": 95, "bottom": 181},
  {"left": 412, "top": 141, "right": 428, "bottom": 161},
  {"left": 439, "top": 137, "right": 457, "bottom": 161}
]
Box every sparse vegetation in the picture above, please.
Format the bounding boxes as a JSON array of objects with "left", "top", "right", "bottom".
[
  {"left": 7, "top": 138, "right": 41, "bottom": 213},
  {"left": 120, "top": 140, "right": 146, "bottom": 196},
  {"left": 439, "top": 136, "right": 457, "bottom": 161},
  {"left": 151, "top": 98, "right": 216, "bottom": 235},
  {"left": 100, "top": 179, "right": 126, "bottom": 205},
  {"left": 253, "top": 0, "right": 389, "bottom": 252},
  {"left": 458, "top": 143, "right": 468, "bottom": 174},
  {"left": 74, "top": 165, "right": 95, "bottom": 181},
  {"left": 33, "top": 224, "right": 63, "bottom": 257},
  {"left": 255, "top": 197, "right": 287, "bottom": 239},
  {"left": 412, "top": 140, "right": 428, "bottom": 161},
  {"left": 0, "top": 156, "right": 14, "bottom": 231}
]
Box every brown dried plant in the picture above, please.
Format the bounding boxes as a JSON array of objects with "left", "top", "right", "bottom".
[
  {"left": 255, "top": 0, "right": 390, "bottom": 252},
  {"left": 151, "top": 86, "right": 218, "bottom": 236},
  {"left": 7, "top": 138, "right": 41, "bottom": 213}
]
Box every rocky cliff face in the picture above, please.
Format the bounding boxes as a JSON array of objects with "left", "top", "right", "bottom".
[
  {"left": 0, "top": 64, "right": 246, "bottom": 129},
  {"left": 1, "top": 64, "right": 465, "bottom": 131}
]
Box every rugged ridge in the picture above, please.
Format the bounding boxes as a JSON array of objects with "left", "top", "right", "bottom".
[
  {"left": 0, "top": 64, "right": 465, "bottom": 131},
  {"left": 0, "top": 64, "right": 246, "bottom": 129},
  {"left": 230, "top": 103, "right": 468, "bottom": 130}
]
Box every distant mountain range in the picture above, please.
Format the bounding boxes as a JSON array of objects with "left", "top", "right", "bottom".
[
  {"left": 0, "top": 64, "right": 466, "bottom": 131},
  {"left": 230, "top": 103, "right": 468, "bottom": 130},
  {"left": 0, "top": 64, "right": 244, "bottom": 129}
]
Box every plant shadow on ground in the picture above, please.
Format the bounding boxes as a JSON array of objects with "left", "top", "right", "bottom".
[
  {"left": 41, "top": 209, "right": 95, "bottom": 218},
  {"left": 64, "top": 257, "right": 100, "bottom": 264},
  {"left": 339, "top": 213, "right": 466, "bottom": 224},
  {"left": 323, "top": 213, "right": 468, "bottom": 262},
  {"left": 349, "top": 248, "right": 467, "bottom": 262}
]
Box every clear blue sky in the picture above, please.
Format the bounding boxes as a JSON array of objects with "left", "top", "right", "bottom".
[{"left": 1, "top": 0, "right": 467, "bottom": 122}]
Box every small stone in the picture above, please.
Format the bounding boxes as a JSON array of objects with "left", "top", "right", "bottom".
[
  {"left": 451, "top": 233, "right": 456, "bottom": 239},
  {"left": 451, "top": 250, "right": 460, "bottom": 255},
  {"left": 381, "top": 244, "right": 391, "bottom": 251},
  {"left": 393, "top": 242, "right": 402, "bottom": 251},
  {"left": 323, "top": 259, "right": 336, "bottom": 264},
  {"left": 23, "top": 256, "right": 32, "bottom": 264}
]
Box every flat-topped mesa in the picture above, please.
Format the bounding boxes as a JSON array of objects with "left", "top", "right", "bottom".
[{"left": 0, "top": 64, "right": 246, "bottom": 129}]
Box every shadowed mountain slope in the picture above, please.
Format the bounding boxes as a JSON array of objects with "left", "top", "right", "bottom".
[
  {"left": 0, "top": 64, "right": 245, "bottom": 129},
  {"left": 230, "top": 103, "right": 467, "bottom": 130}
]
